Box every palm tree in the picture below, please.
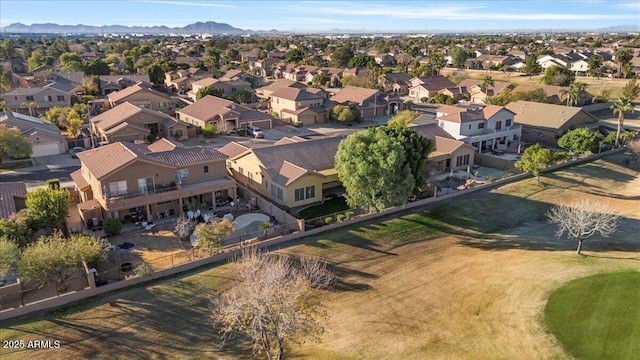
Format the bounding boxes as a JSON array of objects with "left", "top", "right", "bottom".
[
  {"left": 481, "top": 75, "right": 494, "bottom": 94},
  {"left": 610, "top": 96, "right": 634, "bottom": 146},
  {"left": 20, "top": 101, "right": 39, "bottom": 117}
]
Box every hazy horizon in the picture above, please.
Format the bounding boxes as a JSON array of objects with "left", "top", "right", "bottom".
[{"left": 1, "top": 0, "right": 639, "bottom": 33}]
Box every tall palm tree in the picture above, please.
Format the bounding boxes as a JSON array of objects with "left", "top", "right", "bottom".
[
  {"left": 610, "top": 96, "right": 634, "bottom": 146},
  {"left": 20, "top": 101, "right": 39, "bottom": 117},
  {"left": 481, "top": 75, "right": 494, "bottom": 94}
]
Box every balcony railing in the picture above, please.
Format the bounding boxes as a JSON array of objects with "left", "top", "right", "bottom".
[
  {"left": 481, "top": 124, "right": 521, "bottom": 135},
  {"left": 106, "top": 182, "right": 178, "bottom": 202}
]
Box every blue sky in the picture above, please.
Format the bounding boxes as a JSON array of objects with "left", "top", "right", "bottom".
[{"left": 1, "top": 0, "right": 639, "bottom": 32}]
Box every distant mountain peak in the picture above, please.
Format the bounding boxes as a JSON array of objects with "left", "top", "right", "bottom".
[{"left": 1, "top": 21, "right": 250, "bottom": 34}]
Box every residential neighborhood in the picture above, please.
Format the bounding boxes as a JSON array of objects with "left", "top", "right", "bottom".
[{"left": 1, "top": 2, "right": 639, "bottom": 359}]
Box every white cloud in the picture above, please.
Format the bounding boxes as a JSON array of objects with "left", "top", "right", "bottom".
[{"left": 137, "top": 0, "right": 235, "bottom": 8}]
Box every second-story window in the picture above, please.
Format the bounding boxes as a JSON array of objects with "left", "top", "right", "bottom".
[
  {"left": 45, "top": 95, "right": 53, "bottom": 102},
  {"left": 478, "top": 123, "right": 485, "bottom": 129},
  {"left": 495, "top": 121, "right": 502, "bottom": 130},
  {"left": 26, "top": 95, "right": 34, "bottom": 101},
  {"left": 108, "top": 180, "right": 128, "bottom": 196},
  {"left": 506, "top": 119, "right": 511, "bottom": 127},
  {"left": 57, "top": 95, "right": 65, "bottom": 101},
  {"left": 204, "top": 166, "right": 209, "bottom": 173},
  {"left": 176, "top": 169, "right": 189, "bottom": 180}
]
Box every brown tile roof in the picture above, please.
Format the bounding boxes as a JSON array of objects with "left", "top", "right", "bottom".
[
  {"left": 413, "top": 75, "right": 456, "bottom": 91},
  {"left": 107, "top": 83, "right": 171, "bottom": 103},
  {"left": 505, "top": 101, "right": 597, "bottom": 130},
  {"left": 246, "top": 136, "right": 344, "bottom": 186},
  {"left": 177, "top": 95, "right": 271, "bottom": 123},
  {"left": 148, "top": 137, "right": 186, "bottom": 152},
  {"left": 330, "top": 86, "right": 381, "bottom": 106},
  {"left": 92, "top": 102, "right": 175, "bottom": 133},
  {"left": 104, "top": 122, "right": 150, "bottom": 136},
  {"left": 217, "top": 141, "right": 250, "bottom": 158},
  {"left": 191, "top": 77, "right": 218, "bottom": 87},
  {"left": 77, "top": 139, "right": 227, "bottom": 180},
  {"left": 70, "top": 169, "right": 90, "bottom": 190},
  {"left": 0, "top": 182, "right": 27, "bottom": 219},
  {"left": 257, "top": 79, "right": 306, "bottom": 93},
  {"left": 434, "top": 136, "right": 471, "bottom": 155},
  {"left": 410, "top": 123, "right": 455, "bottom": 140},
  {"left": 270, "top": 87, "right": 323, "bottom": 101},
  {"left": 274, "top": 136, "right": 308, "bottom": 146}
]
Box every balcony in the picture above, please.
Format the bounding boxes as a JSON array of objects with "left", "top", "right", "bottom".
[
  {"left": 105, "top": 178, "right": 236, "bottom": 210},
  {"left": 480, "top": 124, "right": 521, "bottom": 135}
]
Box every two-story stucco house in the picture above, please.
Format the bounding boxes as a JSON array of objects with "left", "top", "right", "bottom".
[
  {"left": 270, "top": 87, "right": 330, "bottom": 126},
  {"left": 188, "top": 78, "right": 254, "bottom": 102},
  {"left": 2, "top": 82, "right": 76, "bottom": 115},
  {"left": 218, "top": 136, "right": 344, "bottom": 209},
  {"left": 435, "top": 104, "right": 521, "bottom": 153},
  {"left": 176, "top": 95, "right": 273, "bottom": 131},
  {"left": 330, "top": 86, "right": 405, "bottom": 119},
  {"left": 91, "top": 102, "right": 190, "bottom": 143},
  {"left": 107, "top": 83, "right": 179, "bottom": 115},
  {"left": 72, "top": 138, "right": 237, "bottom": 225}
]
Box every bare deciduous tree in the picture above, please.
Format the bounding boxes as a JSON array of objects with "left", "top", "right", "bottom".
[
  {"left": 174, "top": 215, "right": 195, "bottom": 241},
  {"left": 211, "top": 249, "right": 334, "bottom": 360},
  {"left": 546, "top": 199, "right": 620, "bottom": 254}
]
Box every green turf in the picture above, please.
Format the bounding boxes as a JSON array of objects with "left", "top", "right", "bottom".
[
  {"left": 299, "top": 197, "right": 350, "bottom": 220},
  {"left": 544, "top": 271, "right": 640, "bottom": 360}
]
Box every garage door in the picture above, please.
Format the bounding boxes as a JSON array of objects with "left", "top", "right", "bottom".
[
  {"left": 247, "top": 119, "right": 272, "bottom": 129},
  {"left": 32, "top": 142, "right": 62, "bottom": 157}
]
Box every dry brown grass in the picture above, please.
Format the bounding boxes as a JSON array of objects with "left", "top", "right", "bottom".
[
  {"left": 440, "top": 68, "right": 634, "bottom": 99},
  {"left": 1, "top": 153, "right": 639, "bottom": 360}
]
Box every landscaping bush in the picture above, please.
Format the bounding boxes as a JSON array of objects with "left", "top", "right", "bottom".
[
  {"left": 324, "top": 216, "right": 334, "bottom": 225},
  {"left": 202, "top": 123, "right": 218, "bottom": 138},
  {"left": 294, "top": 122, "right": 303, "bottom": 128},
  {"left": 103, "top": 218, "right": 123, "bottom": 237},
  {"left": 345, "top": 211, "right": 355, "bottom": 220},
  {"left": 237, "top": 128, "right": 246, "bottom": 136},
  {"left": 336, "top": 214, "right": 346, "bottom": 222},
  {"left": 133, "top": 261, "right": 153, "bottom": 277},
  {"left": 314, "top": 219, "right": 323, "bottom": 227}
]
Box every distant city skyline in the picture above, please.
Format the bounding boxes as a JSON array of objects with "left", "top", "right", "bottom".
[{"left": 1, "top": 0, "right": 639, "bottom": 32}]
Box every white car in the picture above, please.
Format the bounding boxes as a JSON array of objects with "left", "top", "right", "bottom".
[{"left": 246, "top": 125, "right": 265, "bottom": 139}]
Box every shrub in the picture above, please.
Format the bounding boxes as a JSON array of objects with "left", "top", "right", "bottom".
[
  {"left": 345, "top": 211, "right": 355, "bottom": 220},
  {"left": 314, "top": 219, "right": 323, "bottom": 227},
  {"left": 420, "top": 97, "right": 429, "bottom": 104},
  {"left": 336, "top": 214, "right": 346, "bottom": 222},
  {"left": 202, "top": 123, "right": 218, "bottom": 138},
  {"left": 237, "top": 128, "right": 246, "bottom": 136},
  {"left": 324, "top": 216, "right": 333, "bottom": 225},
  {"left": 133, "top": 261, "right": 153, "bottom": 277},
  {"left": 592, "top": 95, "right": 608, "bottom": 103},
  {"left": 103, "top": 218, "right": 123, "bottom": 237}
]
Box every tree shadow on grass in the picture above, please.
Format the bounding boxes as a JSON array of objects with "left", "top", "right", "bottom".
[{"left": 3, "top": 270, "right": 255, "bottom": 359}]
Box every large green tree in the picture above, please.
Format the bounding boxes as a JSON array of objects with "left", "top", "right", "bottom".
[
  {"left": 621, "top": 78, "right": 640, "bottom": 100},
  {"left": 542, "top": 65, "right": 575, "bottom": 86},
  {"left": 0, "top": 124, "right": 32, "bottom": 163},
  {"left": 587, "top": 54, "right": 603, "bottom": 78},
  {"left": 515, "top": 144, "right": 558, "bottom": 181},
  {"left": 18, "top": 232, "right": 107, "bottom": 292},
  {"left": 557, "top": 128, "right": 603, "bottom": 155},
  {"left": 143, "top": 63, "right": 165, "bottom": 84},
  {"left": 330, "top": 46, "right": 354, "bottom": 68},
  {"left": 610, "top": 96, "right": 634, "bottom": 146},
  {"left": 522, "top": 56, "right": 542, "bottom": 78},
  {"left": 193, "top": 218, "right": 236, "bottom": 255},
  {"left": 25, "top": 188, "right": 70, "bottom": 232},
  {"left": 449, "top": 47, "right": 469, "bottom": 68},
  {"left": 286, "top": 48, "right": 305, "bottom": 64},
  {"left": 335, "top": 126, "right": 432, "bottom": 212},
  {"left": 379, "top": 125, "right": 434, "bottom": 195},
  {"left": 330, "top": 104, "right": 360, "bottom": 122},
  {"left": 196, "top": 86, "right": 224, "bottom": 100},
  {"left": 614, "top": 49, "right": 633, "bottom": 78},
  {"left": 0, "top": 237, "right": 20, "bottom": 279},
  {"left": 348, "top": 54, "right": 377, "bottom": 68}
]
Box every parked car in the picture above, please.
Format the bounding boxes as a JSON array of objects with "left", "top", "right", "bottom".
[
  {"left": 246, "top": 125, "right": 264, "bottom": 139},
  {"left": 70, "top": 147, "right": 84, "bottom": 158}
]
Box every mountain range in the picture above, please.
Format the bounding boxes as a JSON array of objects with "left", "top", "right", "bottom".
[
  {"left": 1, "top": 22, "right": 639, "bottom": 35},
  {"left": 0, "top": 21, "right": 251, "bottom": 34}
]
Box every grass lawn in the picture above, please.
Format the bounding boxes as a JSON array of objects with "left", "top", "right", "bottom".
[
  {"left": 298, "top": 196, "right": 350, "bottom": 220},
  {"left": 544, "top": 271, "right": 640, "bottom": 360},
  {"left": 1, "top": 153, "right": 639, "bottom": 359}
]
